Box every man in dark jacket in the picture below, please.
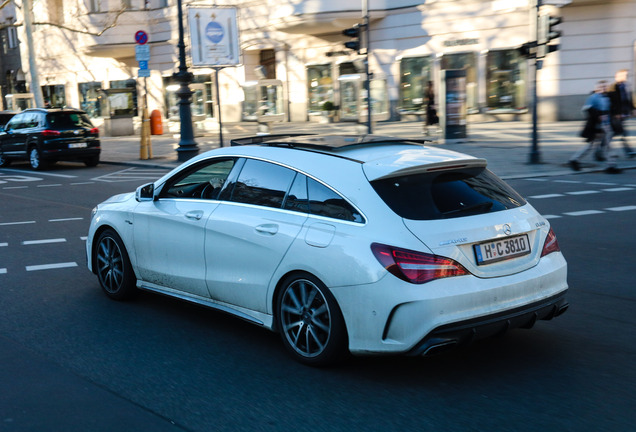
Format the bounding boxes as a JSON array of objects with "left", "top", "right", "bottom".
[{"left": 607, "top": 69, "right": 636, "bottom": 158}]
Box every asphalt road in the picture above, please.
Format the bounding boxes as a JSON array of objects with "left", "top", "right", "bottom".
[{"left": 1, "top": 162, "right": 635, "bottom": 432}]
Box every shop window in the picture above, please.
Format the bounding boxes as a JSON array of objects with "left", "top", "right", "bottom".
[
  {"left": 259, "top": 49, "right": 276, "bottom": 79},
  {"left": 307, "top": 65, "right": 334, "bottom": 113},
  {"left": 399, "top": 56, "right": 432, "bottom": 113},
  {"left": 163, "top": 75, "right": 213, "bottom": 121},
  {"left": 108, "top": 79, "right": 138, "bottom": 117},
  {"left": 8, "top": 27, "right": 18, "bottom": 49},
  {"left": 78, "top": 82, "right": 103, "bottom": 118},
  {"left": 41, "top": 84, "right": 66, "bottom": 108},
  {"left": 486, "top": 49, "right": 527, "bottom": 111},
  {"left": 441, "top": 52, "right": 478, "bottom": 114}
]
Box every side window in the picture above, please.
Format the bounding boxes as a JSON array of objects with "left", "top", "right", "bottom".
[
  {"left": 230, "top": 159, "right": 295, "bottom": 209},
  {"left": 307, "top": 178, "right": 363, "bottom": 223},
  {"left": 283, "top": 173, "right": 309, "bottom": 213},
  {"left": 24, "top": 113, "right": 39, "bottom": 128},
  {"left": 161, "top": 158, "right": 236, "bottom": 199}
]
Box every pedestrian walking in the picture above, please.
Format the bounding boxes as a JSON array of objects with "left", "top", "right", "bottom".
[
  {"left": 607, "top": 69, "right": 636, "bottom": 158},
  {"left": 423, "top": 81, "right": 439, "bottom": 135},
  {"left": 569, "top": 80, "right": 622, "bottom": 173}
]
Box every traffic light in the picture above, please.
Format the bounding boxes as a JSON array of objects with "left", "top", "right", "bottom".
[
  {"left": 342, "top": 24, "right": 365, "bottom": 54},
  {"left": 537, "top": 13, "right": 562, "bottom": 56},
  {"left": 518, "top": 41, "right": 537, "bottom": 59},
  {"left": 547, "top": 15, "right": 562, "bottom": 42}
]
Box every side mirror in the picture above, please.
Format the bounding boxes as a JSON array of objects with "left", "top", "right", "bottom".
[{"left": 136, "top": 183, "right": 155, "bottom": 202}]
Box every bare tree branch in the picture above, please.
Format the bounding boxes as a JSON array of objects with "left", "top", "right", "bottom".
[{"left": 13, "top": 7, "right": 127, "bottom": 37}]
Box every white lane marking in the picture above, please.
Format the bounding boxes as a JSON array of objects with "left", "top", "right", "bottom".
[
  {"left": 529, "top": 194, "right": 564, "bottom": 199},
  {"left": 80, "top": 236, "right": 87, "bottom": 241},
  {"left": 49, "top": 217, "right": 84, "bottom": 222},
  {"left": 564, "top": 210, "right": 605, "bottom": 216},
  {"left": 0, "top": 268, "right": 6, "bottom": 274},
  {"left": 554, "top": 180, "right": 582, "bottom": 184},
  {"left": 37, "top": 184, "right": 62, "bottom": 188},
  {"left": 26, "top": 262, "right": 78, "bottom": 272},
  {"left": 602, "top": 187, "right": 634, "bottom": 192},
  {"left": 70, "top": 182, "right": 95, "bottom": 185},
  {"left": 0, "top": 221, "right": 36, "bottom": 226},
  {"left": 0, "top": 242, "right": 7, "bottom": 247},
  {"left": 606, "top": 206, "right": 636, "bottom": 212},
  {"left": 22, "top": 238, "right": 67, "bottom": 245},
  {"left": 525, "top": 178, "right": 549, "bottom": 181},
  {"left": 2, "top": 186, "right": 29, "bottom": 189},
  {"left": 543, "top": 215, "right": 562, "bottom": 219},
  {"left": 566, "top": 190, "right": 600, "bottom": 195},
  {"left": 588, "top": 182, "right": 616, "bottom": 186}
]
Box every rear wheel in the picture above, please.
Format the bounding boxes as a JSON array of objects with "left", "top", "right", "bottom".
[
  {"left": 29, "top": 146, "right": 47, "bottom": 170},
  {"left": 95, "top": 229, "right": 136, "bottom": 300},
  {"left": 84, "top": 155, "right": 99, "bottom": 167},
  {"left": 276, "top": 274, "right": 347, "bottom": 366}
]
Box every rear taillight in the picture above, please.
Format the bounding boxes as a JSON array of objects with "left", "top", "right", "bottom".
[
  {"left": 541, "top": 228, "right": 560, "bottom": 257},
  {"left": 41, "top": 129, "right": 61, "bottom": 137},
  {"left": 90, "top": 127, "right": 99, "bottom": 136},
  {"left": 371, "top": 243, "right": 469, "bottom": 285}
]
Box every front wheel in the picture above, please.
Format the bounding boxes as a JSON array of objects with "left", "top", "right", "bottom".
[
  {"left": 276, "top": 274, "right": 347, "bottom": 366},
  {"left": 95, "top": 229, "right": 136, "bottom": 300}
]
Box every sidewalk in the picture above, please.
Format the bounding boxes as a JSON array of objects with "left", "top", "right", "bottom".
[{"left": 99, "top": 120, "right": 636, "bottom": 179}]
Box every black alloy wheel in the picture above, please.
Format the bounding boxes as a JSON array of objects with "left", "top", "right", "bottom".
[
  {"left": 277, "top": 274, "right": 347, "bottom": 366},
  {"left": 29, "top": 146, "right": 46, "bottom": 170},
  {"left": 95, "top": 229, "right": 136, "bottom": 300}
]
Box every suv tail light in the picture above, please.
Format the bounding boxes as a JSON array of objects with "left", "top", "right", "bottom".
[
  {"left": 541, "top": 228, "right": 560, "bottom": 257},
  {"left": 90, "top": 127, "right": 99, "bottom": 136},
  {"left": 371, "top": 243, "right": 469, "bottom": 284},
  {"left": 41, "top": 129, "right": 61, "bottom": 137}
]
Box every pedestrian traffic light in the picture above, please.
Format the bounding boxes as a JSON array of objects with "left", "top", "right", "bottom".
[
  {"left": 538, "top": 13, "right": 562, "bottom": 45},
  {"left": 342, "top": 24, "right": 365, "bottom": 54},
  {"left": 547, "top": 15, "right": 562, "bottom": 42}
]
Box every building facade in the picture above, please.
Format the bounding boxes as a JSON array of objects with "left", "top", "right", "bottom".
[{"left": 7, "top": 0, "right": 636, "bottom": 133}]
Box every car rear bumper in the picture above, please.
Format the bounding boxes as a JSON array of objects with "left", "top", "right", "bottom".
[
  {"left": 42, "top": 147, "right": 100, "bottom": 159},
  {"left": 331, "top": 252, "right": 568, "bottom": 355}
]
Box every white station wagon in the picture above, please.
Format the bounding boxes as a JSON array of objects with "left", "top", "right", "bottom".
[{"left": 87, "top": 135, "right": 569, "bottom": 365}]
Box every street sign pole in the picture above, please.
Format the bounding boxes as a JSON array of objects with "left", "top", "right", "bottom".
[{"left": 529, "top": 0, "right": 541, "bottom": 164}]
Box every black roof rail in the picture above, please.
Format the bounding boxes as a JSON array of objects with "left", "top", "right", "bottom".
[{"left": 230, "top": 133, "right": 315, "bottom": 147}]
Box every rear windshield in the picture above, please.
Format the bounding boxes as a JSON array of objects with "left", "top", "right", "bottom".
[
  {"left": 371, "top": 167, "right": 526, "bottom": 220},
  {"left": 47, "top": 112, "right": 93, "bottom": 129}
]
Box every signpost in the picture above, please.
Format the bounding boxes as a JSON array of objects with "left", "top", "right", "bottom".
[
  {"left": 188, "top": 7, "right": 240, "bottom": 146},
  {"left": 135, "top": 30, "right": 152, "bottom": 159}
]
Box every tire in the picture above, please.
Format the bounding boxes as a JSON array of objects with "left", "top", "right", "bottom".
[
  {"left": 276, "top": 274, "right": 348, "bottom": 366},
  {"left": 29, "top": 146, "right": 47, "bottom": 170},
  {"left": 0, "top": 153, "right": 10, "bottom": 167},
  {"left": 95, "top": 229, "right": 137, "bottom": 300},
  {"left": 84, "top": 155, "right": 99, "bottom": 167}
]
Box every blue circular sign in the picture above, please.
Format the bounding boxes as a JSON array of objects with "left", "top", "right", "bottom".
[
  {"left": 205, "top": 22, "right": 224, "bottom": 44},
  {"left": 135, "top": 30, "right": 148, "bottom": 45}
]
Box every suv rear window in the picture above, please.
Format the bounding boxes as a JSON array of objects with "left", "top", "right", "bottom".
[
  {"left": 371, "top": 167, "right": 526, "bottom": 220},
  {"left": 47, "top": 112, "right": 93, "bottom": 129}
]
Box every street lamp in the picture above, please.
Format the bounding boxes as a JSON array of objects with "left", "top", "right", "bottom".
[{"left": 174, "top": 0, "right": 199, "bottom": 161}]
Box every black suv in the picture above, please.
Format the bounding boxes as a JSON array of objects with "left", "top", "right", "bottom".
[{"left": 0, "top": 108, "right": 100, "bottom": 170}]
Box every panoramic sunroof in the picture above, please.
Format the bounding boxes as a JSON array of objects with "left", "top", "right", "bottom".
[{"left": 230, "top": 134, "right": 428, "bottom": 150}]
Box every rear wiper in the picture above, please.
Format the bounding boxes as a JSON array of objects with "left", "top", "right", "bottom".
[{"left": 443, "top": 201, "right": 493, "bottom": 216}]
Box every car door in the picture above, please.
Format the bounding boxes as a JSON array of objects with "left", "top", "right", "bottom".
[
  {"left": 0, "top": 113, "right": 27, "bottom": 156},
  {"left": 204, "top": 158, "right": 308, "bottom": 313},
  {"left": 132, "top": 158, "right": 238, "bottom": 298}
]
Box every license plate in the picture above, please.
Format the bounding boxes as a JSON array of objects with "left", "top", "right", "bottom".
[
  {"left": 69, "top": 142, "right": 87, "bottom": 149},
  {"left": 473, "top": 234, "right": 531, "bottom": 265}
]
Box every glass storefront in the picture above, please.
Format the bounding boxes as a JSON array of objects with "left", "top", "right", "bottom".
[
  {"left": 78, "top": 82, "right": 102, "bottom": 118},
  {"left": 399, "top": 56, "right": 433, "bottom": 113},
  {"left": 108, "top": 79, "right": 138, "bottom": 117},
  {"left": 307, "top": 64, "right": 334, "bottom": 113},
  {"left": 41, "top": 84, "right": 66, "bottom": 108},
  {"left": 441, "top": 52, "right": 478, "bottom": 114},
  {"left": 486, "top": 49, "right": 527, "bottom": 111},
  {"left": 163, "top": 75, "right": 213, "bottom": 121}
]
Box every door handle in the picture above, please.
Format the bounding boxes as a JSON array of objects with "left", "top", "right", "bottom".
[
  {"left": 255, "top": 224, "right": 279, "bottom": 235},
  {"left": 185, "top": 210, "right": 203, "bottom": 221}
]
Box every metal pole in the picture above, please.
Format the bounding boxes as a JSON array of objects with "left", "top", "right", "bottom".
[
  {"left": 363, "top": 0, "right": 372, "bottom": 134},
  {"left": 174, "top": 0, "right": 199, "bottom": 161},
  {"left": 529, "top": 0, "right": 541, "bottom": 164},
  {"left": 214, "top": 67, "right": 224, "bottom": 147}
]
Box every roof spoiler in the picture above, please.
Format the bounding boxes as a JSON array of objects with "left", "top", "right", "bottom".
[{"left": 370, "top": 158, "right": 488, "bottom": 181}]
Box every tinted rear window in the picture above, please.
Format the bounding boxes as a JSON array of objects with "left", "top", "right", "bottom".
[
  {"left": 371, "top": 168, "right": 526, "bottom": 220},
  {"left": 47, "top": 112, "right": 93, "bottom": 129}
]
